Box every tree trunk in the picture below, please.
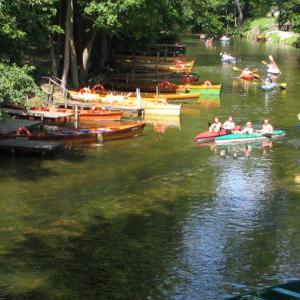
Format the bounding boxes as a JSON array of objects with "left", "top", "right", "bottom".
[
  {"left": 80, "top": 31, "right": 96, "bottom": 83},
  {"left": 49, "top": 36, "right": 58, "bottom": 78},
  {"left": 61, "top": 0, "right": 71, "bottom": 87},
  {"left": 235, "top": 0, "right": 243, "bottom": 25},
  {"left": 69, "top": 0, "right": 79, "bottom": 87}
]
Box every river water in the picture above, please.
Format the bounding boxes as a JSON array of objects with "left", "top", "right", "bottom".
[{"left": 0, "top": 36, "right": 300, "bottom": 299}]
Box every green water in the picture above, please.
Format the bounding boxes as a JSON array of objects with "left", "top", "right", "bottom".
[{"left": 1, "top": 36, "right": 300, "bottom": 299}]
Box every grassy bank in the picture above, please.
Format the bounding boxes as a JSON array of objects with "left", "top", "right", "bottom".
[{"left": 242, "top": 17, "right": 300, "bottom": 47}]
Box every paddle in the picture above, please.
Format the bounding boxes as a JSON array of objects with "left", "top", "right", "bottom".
[
  {"left": 278, "top": 82, "right": 287, "bottom": 89},
  {"left": 251, "top": 68, "right": 258, "bottom": 73},
  {"left": 261, "top": 60, "right": 268, "bottom": 65},
  {"left": 269, "top": 55, "right": 281, "bottom": 73},
  {"left": 233, "top": 66, "right": 243, "bottom": 72}
]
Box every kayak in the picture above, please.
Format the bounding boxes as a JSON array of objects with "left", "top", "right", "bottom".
[
  {"left": 220, "top": 36, "right": 230, "bottom": 42},
  {"left": 221, "top": 54, "right": 237, "bottom": 63},
  {"left": 261, "top": 82, "right": 276, "bottom": 91},
  {"left": 194, "top": 126, "right": 240, "bottom": 143},
  {"left": 240, "top": 74, "right": 254, "bottom": 81},
  {"left": 227, "top": 280, "right": 300, "bottom": 300},
  {"left": 215, "top": 130, "right": 285, "bottom": 145}
]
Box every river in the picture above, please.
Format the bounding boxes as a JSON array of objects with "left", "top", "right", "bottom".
[{"left": 0, "top": 36, "right": 300, "bottom": 299}]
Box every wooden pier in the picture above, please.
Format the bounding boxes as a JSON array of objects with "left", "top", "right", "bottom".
[
  {"left": 3, "top": 108, "right": 74, "bottom": 122},
  {"left": 0, "top": 119, "right": 42, "bottom": 134},
  {"left": 0, "top": 139, "right": 63, "bottom": 155}
]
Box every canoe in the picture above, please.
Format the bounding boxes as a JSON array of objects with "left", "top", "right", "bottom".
[
  {"left": 115, "top": 54, "right": 191, "bottom": 63},
  {"left": 100, "top": 96, "right": 182, "bottom": 116},
  {"left": 23, "top": 106, "right": 122, "bottom": 122},
  {"left": 215, "top": 130, "right": 285, "bottom": 145},
  {"left": 194, "top": 127, "right": 240, "bottom": 143},
  {"left": 261, "top": 82, "right": 276, "bottom": 91},
  {"left": 1, "top": 123, "right": 146, "bottom": 143},
  {"left": 176, "top": 84, "right": 222, "bottom": 95},
  {"left": 227, "top": 280, "right": 300, "bottom": 300},
  {"left": 117, "top": 60, "right": 194, "bottom": 73}
]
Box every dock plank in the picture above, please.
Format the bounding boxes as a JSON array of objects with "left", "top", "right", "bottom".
[{"left": 0, "top": 119, "right": 42, "bottom": 134}]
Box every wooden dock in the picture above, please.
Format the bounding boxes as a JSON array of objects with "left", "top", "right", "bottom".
[
  {"left": 3, "top": 108, "right": 74, "bottom": 122},
  {"left": 0, "top": 119, "right": 42, "bottom": 134},
  {"left": 0, "top": 139, "right": 63, "bottom": 155},
  {"left": 55, "top": 101, "right": 144, "bottom": 117}
]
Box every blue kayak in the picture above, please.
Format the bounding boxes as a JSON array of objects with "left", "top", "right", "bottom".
[
  {"left": 261, "top": 82, "right": 276, "bottom": 91},
  {"left": 215, "top": 130, "right": 285, "bottom": 145}
]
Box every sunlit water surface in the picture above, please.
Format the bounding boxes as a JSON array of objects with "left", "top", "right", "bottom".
[{"left": 0, "top": 36, "right": 300, "bottom": 299}]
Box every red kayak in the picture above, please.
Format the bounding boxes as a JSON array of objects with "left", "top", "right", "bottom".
[
  {"left": 194, "top": 126, "right": 240, "bottom": 143},
  {"left": 240, "top": 74, "right": 254, "bottom": 81}
]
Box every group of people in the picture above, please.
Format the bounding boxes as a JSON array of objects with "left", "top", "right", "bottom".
[{"left": 209, "top": 117, "right": 273, "bottom": 134}]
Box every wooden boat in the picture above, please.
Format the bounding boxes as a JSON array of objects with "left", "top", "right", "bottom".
[
  {"left": 100, "top": 95, "right": 182, "bottom": 116},
  {"left": 125, "top": 92, "right": 200, "bottom": 101},
  {"left": 1, "top": 122, "right": 146, "bottom": 143},
  {"left": 115, "top": 54, "right": 191, "bottom": 63},
  {"left": 117, "top": 60, "right": 194, "bottom": 73},
  {"left": 5, "top": 105, "right": 122, "bottom": 122},
  {"left": 227, "top": 280, "right": 300, "bottom": 300},
  {"left": 176, "top": 83, "right": 222, "bottom": 95}
]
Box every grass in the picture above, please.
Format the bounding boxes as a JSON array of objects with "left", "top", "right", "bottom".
[{"left": 244, "top": 17, "right": 275, "bottom": 33}]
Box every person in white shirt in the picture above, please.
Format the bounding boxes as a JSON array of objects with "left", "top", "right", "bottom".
[
  {"left": 261, "top": 119, "right": 273, "bottom": 134},
  {"left": 209, "top": 117, "right": 222, "bottom": 132},
  {"left": 222, "top": 116, "right": 235, "bottom": 133},
  {"left": 241, "top": 121, "right": 254, "bottom": 134}
]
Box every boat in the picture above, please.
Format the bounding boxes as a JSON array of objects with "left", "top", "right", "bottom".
[
  {"left": 194, "top": 127, "right": 240, "bottom": 143},
  {"left": 261, "top": 82, "right": 276, "bottom": 91},
  {"left": 176, "top": 83, "right": 222, "bottom": 95},
  {"left": 6, "top": 105, "right": 122, "bottom": 122},
  {"left": 117, "top": 59, "right": 194, "bottom": 73},
  {"left": 215, "top": 130, "right": 285, "bottom": 145},
  {"left": 227, "top": 280, "right": 300, "bottom": 300},
  {"left": 220, "top": 35, "right": 230, "bottom": 42},
  {"left": 221, "top": 53, "right": 237, "bottom": 63},
  {"left": 100, "top": 96, "right": 181, "bottom": 116},
  {"left": 69, "top": 90, "right": 102, "bottom": 102},
  {"left": 1, "top": 123, "right": 146, "bottom": 143},
  {"left": 115, "top": 54, "right": 191, "bottom": 63},
  {"left": 240, "top": 74, "right": 255, "bottom": 81}
]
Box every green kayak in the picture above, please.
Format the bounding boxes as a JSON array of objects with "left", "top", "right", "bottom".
[
  {"left": 227, "top": 280, "right": 300, "bottom": 299},
  {"left": 215, "top": 130, "right": 285, "bottom": 145}
]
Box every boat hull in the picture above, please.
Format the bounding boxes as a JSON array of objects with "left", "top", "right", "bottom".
[
  {"left": 176, "top": 84, "right": 222, "bottom": 95},
  {"left": 1, "top": 123, "right": 146, "bottom": 143},
  {"left": 215, "top": 130, "right": 285, "bottom": 145},
  {"left": 195, "top": 127, "right": 240, "bottom": 143}
]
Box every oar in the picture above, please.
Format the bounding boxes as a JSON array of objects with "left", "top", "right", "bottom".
[
  {"left": 261, "top": 60, "right": 268, "bottom": 65},
  {"left": 253, "top": 73, "right": 260, "bottom": 79},
  {"left": 251, "top": 68, "right": 258, "bottom": 73},
  {"left": 233, "top": 66, "right": 243, "bottom": 72},
  {"left": 277, "top": 82, "right": 287, "bottom": 89},
  {"left": 269, "top": 55, "right": 281, "bottom": 73}
]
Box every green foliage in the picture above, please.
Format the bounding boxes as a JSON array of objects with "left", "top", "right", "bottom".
[{"left": 0, "top": 63, "right": 42, "bottom": 105}]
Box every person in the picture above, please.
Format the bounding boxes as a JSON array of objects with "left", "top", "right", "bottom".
[
  {"left": 209, "top": 117, "right": 222, "bottom": 132},
  {"left": 261, "top": 118, "right": 273, "bottom": 134},
  {"left": 240, "top": 67, "right": 252, "bottom": 78},
  {"left": 241, "top": 121, "right": 254, "bottom": 134},
  {"left": 263, "top": 75, "right": 273, "bottom": 85},
  {"left": 222, "top": 116, "right": 235, "bottom": 133}
]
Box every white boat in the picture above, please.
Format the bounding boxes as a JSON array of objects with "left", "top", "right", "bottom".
[
  {"left": 69, "top": 91, "right": 101, "bottom": 102},
  {"left": 220, "top": 36, "right": 230, "bottom": 42},
  {"left": 142, "top": 102, "right": 181, "bottom": 116},
  {"left": 221, "top": 53, "right": 237, "bottom": 63}
]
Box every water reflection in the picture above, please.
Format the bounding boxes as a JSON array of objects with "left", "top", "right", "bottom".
[{"left": 143, "top": 115, "right": 181, "bottom": 133}]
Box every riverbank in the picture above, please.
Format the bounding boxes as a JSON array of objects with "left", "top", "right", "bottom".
[{"left": 242, "top": 17, "right": 300, "bottom": 47}]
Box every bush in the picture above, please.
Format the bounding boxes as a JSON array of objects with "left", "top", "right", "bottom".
[{"left": 0, "top": 63, "right": 42, "bottom": 105}]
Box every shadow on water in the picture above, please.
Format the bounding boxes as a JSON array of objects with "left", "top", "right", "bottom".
[
  {"left": 0, "top": 199, "right": 188, "bottom": 300},
  {"left": 0, "top": 147, "right": 88, "bottom": 181}
]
